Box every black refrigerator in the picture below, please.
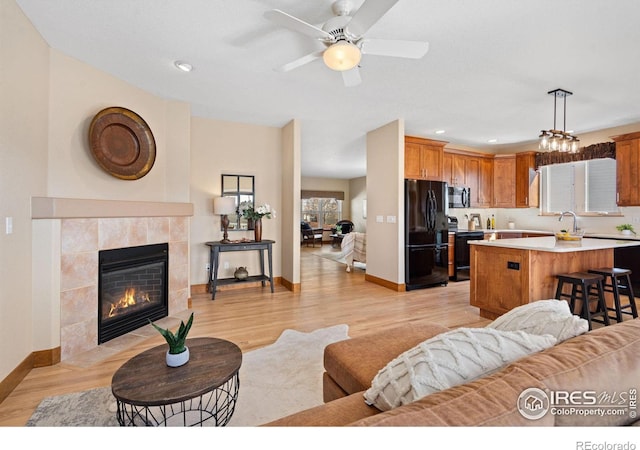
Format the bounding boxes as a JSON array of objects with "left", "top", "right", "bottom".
[{"left": 404, "top": 179, "right": 449, "bottom": 290}]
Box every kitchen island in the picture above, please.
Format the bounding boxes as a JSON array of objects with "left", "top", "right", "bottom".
[{"left": 469, "top": 236, "right": 640, "bottom": 319}]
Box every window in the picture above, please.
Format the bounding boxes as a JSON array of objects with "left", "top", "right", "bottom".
[
  {"left": 585, "top": 158, "right": 618, "bottom": 213},
  {"left": 540, "top": 158, "right": 618, "bottom": 215},
  {"left": 301, "top": 198, "right": 343, "bottom": 228}
]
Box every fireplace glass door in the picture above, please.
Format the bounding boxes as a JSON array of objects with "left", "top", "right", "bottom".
[{"left": 98, "top": 243, "right": 169, "bottom": 344}]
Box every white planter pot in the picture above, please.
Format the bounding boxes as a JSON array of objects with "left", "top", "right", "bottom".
[
  {"left": 621, "top": 229, "right": 632, "bottom": 236},
  {"left": 166, "top": 347, "right": 189, "bottom": 367}
]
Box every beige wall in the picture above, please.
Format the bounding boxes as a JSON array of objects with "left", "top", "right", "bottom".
[
  {"left": 47, "top": 50, "right": 191, "bottom": 202},
  {"left": 0, "top": 0, "right": 50, "bottom": 381},
  {"left": 366, "top": 120, "right": 405, "bottom": 285},
  {"left": 349, "top": 176, "right": 367, "bottom": 233},
  {"left": 280, "top": 120, "right": 301, "bottom": 287},
  {"left": 189, "top": 117, "right": 283, "bottom": 285},
  {"left": 1, "top": 0, "right": 194, "bottom": 381}
]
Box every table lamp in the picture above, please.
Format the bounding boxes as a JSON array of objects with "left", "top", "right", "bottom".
[{"left": 213, "top": 196, "right": 237, "bottom": 244}]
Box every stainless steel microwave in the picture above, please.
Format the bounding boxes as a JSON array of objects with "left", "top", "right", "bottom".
[{"left": 448, "top": 186, "right": 471, "bottom": 208}]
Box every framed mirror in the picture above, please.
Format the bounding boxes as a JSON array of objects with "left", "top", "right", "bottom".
[{"left": 221, "top": 174, "right": 255, "bottom": 231}]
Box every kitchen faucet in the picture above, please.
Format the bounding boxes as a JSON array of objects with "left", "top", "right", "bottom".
[{"left": 559, "top": 211, "right": 578, "bottom": 233}]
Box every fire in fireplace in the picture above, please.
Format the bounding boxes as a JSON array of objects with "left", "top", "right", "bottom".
[{"left": 98, "top": 243, "right": 169, "bottom": 344}]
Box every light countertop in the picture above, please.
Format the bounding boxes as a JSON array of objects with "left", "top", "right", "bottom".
[
  {"left": 469, "top": 236, "right": 640, "bottom": 253},
  {"left": 454, "top": 228, "right": 552, "bottom": 234},
  {"left": 454, "top": 228, "right": 640, "bottom": 241}
]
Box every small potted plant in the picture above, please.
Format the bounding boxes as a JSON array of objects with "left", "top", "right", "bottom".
[
  {"left": 616, "top": 224, "right": 636, "bottom": 236},
  {"left": 150, "top": 312, "right": 194, "bottom": 367}
]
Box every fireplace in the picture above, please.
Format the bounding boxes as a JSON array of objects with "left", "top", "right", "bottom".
[{"left": 98, "top": 243, "right": 169, "bottom": 344}]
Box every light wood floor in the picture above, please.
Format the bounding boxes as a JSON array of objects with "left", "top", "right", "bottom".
[{"left": 0, "top": 245, "right": 488, "bottom": 426}]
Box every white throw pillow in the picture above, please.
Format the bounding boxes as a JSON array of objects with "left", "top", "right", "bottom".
[
  {"left": 487, "top": 299, "right": 588, "bottom": 343},
  {"left": 363, "top": 328, "right": 556, "bottom": 411}
]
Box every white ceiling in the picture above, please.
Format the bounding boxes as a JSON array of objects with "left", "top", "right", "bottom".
[{"left": 16, "top": 0, "right": 640, "bottom": 179}]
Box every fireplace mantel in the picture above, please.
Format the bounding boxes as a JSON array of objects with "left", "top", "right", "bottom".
[{"left": 32, "top": 197, "right": 193, "bottom": 219}]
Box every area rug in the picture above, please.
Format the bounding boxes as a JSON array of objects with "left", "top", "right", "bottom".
[
  {"left": 312, "top": 250, "right": 366, "bottom": 271},
  {"left": 312, "top": 249, "right": 347, "bottom": 264},
  {"left": 26, "top": 324, "right": 349, "bottom": 427}
]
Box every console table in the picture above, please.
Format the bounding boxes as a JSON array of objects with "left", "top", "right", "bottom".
[
  {"left": 205, "top": 240, "right": 275, "bottom": 300},
  {"left": 111, "top": 337, "right": 242, "bottom": 426}
]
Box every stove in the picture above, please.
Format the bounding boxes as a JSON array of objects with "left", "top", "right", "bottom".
[{"left": 452, "top": 230, "right": 484, "bottom": 281}]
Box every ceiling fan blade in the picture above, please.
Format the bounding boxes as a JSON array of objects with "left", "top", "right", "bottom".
[
  {"left": 345, "top": 0, "right": 400, "bottom": 38},
  {"left": 361, "top": 39, "right": 429, "bottom": 59},
  {"left": 264, "top": 9, "right": 334, "bottom": 41},
  {"left": 276, "top": 51, "right": 324, "bottom": 72},
  {"left": 342, "top": 67, "right": 362, "bottom": 87}
]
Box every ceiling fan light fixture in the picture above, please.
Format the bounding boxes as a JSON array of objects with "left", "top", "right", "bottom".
[{"left": 323, "top": 41, "right": 361, "bottom": 71}]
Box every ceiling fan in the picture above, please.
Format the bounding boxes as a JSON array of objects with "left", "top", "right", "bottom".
[{"left": 264, "top": 0, "right": 429, "bottom": 87}]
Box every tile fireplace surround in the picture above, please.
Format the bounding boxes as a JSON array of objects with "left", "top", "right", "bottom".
[{"left": 31, "top": 197, "right": 193, "bottom": 362}]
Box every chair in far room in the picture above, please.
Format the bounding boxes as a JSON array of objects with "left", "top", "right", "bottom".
[
  {"left": 301, "top": 221, "right": 323, "bottom": 247},
  {"left": 330, "top": 220, "right": 355, "bottom": 248},
  {"left": 335, "top": 220, "right": 354, "bottom": 234}
]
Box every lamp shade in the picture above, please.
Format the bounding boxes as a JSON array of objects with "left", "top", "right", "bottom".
[
  {"left": 213, "top": 196, "right": 236, "bottom": 215},
  {"left": 323, "top": 41, "right": 361, "bottom": 71}
]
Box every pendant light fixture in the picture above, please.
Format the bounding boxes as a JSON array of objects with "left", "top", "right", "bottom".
[{"left": 538, "top": 88, "right": 580, "bottom": 153}]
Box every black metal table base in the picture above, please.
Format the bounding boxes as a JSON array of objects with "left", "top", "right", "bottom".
[{"left": 116, "top": 373, "right": 239, "bottom": 426}]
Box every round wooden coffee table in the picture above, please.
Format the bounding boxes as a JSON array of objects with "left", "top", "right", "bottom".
[{"left": 111, "top": 337, "right": 242, "bottom": 426}]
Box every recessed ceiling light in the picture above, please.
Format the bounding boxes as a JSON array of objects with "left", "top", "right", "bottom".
[
  {"left": 488, "top": 139, "right": 498, "bottom": 143},
  {"left": 435, "top": 130, "right": 445, "bottom": 134},
  {"left": 174, "top": 61, "right": 193, "bottom": 72}
]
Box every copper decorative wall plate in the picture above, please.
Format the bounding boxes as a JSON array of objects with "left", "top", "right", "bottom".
[{"left": 88, "top": 107, "right": 156, "bottom": 180}]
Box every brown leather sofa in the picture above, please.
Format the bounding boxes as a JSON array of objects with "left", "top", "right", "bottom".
[{"left": 266, "top": 319, "right": 640, "bottom": 426}]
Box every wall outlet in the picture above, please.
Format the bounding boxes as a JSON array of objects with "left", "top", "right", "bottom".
[
  {"left": 633, "top": 217, "right": 640, "bottom": 224},
  {"left": 205, "top": 263, "right": 210, "bottom": 271},
  {"left": 224, "top": 261, "right": 230, "bottom": 269}
]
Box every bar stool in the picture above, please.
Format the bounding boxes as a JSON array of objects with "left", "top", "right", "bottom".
[
  {"left": 588, "top": 268, "right": 638, "bottom": 323},
  {"left": 555, "top": 272, "right": 610, "bottom": 330}
]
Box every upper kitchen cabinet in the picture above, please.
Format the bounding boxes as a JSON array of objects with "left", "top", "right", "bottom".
[
  {"left": 443, "top": 151, "right": 466, "bottom": 187},
  {"left": 404, "top": 136, "right": 447, "bottom": 181},
  {"left": 443, "top": 150, "right": 485, "bottom": 207},
  {"left": 613, "top": 132, "right": 640, "bottom": 206},
  {"left": 492, "top": 155, "right": 516, "bottom": 208},
  {"left": 515, "top": 151, "right": 539, "bottom": 208},
  {"left": 477, "top": 156, "right": 493, "bottom": 208}
]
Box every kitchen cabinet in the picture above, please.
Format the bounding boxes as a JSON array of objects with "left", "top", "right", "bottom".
[
  {"left": 469, "top": 237, "right": 635, "bottom": 319},
  {"left": 522, "top": 232, "right": 551, "bottom": 238},
  {"left": 443, "top": 152, "right": 467, "bottom": 187},
  {"left": 613, "top": 132, "right": 640, "bottom": 206},
  {"left": 404, "top": 136, "right": 447, "bottom": 181},
  {"left": 515, "top": 152, "right": 538, "bottom": 208},
  {"left": 442, "top": 153, "right": 455, "bottom": 185},
  {"left": 477, "top": 157, "right": 493, "bottom": 208},
  {"left": 443, "top": 150, "right": 483, "bottom": 207},
  {"left": 497, "top": 232, "right": 522, "bottom": 239},
  {"left": 442, "top": 150, "right": 537, "bottom": 209},
  {"left": 492, "top": 155, "right": 516, "bottom": 207},
  {"left": 465, "top": 157, "right": 480, "bottom": 207},
  {"left": 448, "top": 232, "right": 455, "bottom": 277}
]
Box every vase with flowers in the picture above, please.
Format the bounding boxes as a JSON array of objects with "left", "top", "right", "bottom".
[{"left": 241, "top": 203, "right": 276, "bottom": 242}]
